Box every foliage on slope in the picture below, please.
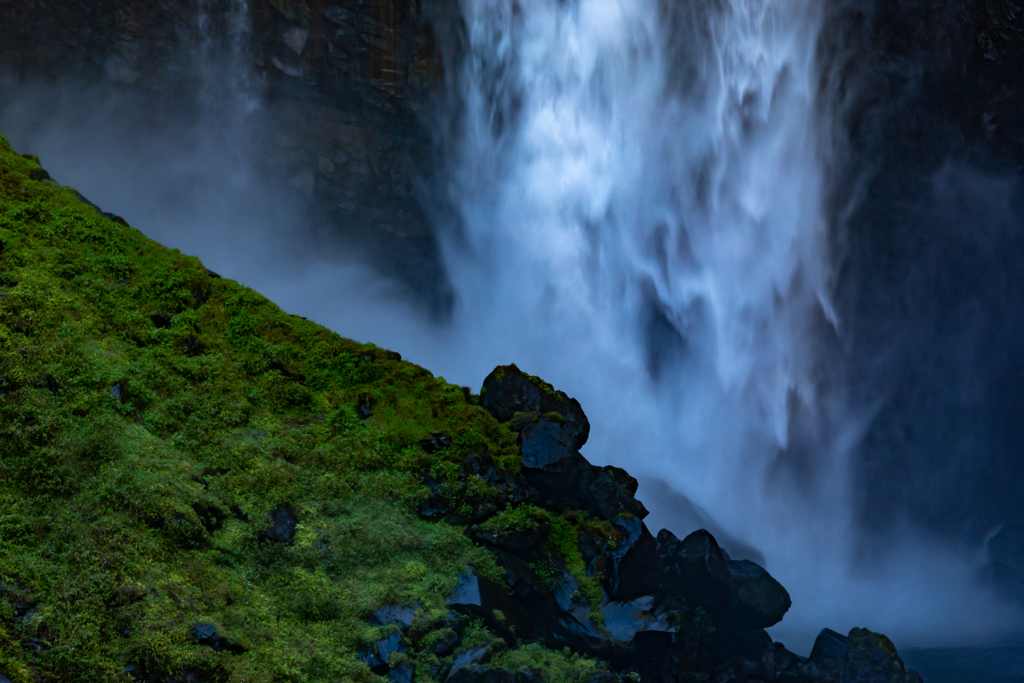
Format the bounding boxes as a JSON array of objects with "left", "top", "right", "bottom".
[{"left": 0, "top": 136, "right": 604, "bottom": 683}]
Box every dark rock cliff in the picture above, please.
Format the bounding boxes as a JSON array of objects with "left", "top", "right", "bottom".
[{"left": 0, "top": 0, "right": 455, "bottom": 310}]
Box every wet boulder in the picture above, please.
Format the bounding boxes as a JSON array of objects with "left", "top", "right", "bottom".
[
  {"left": 727, "top": 559, "right": 791, "bottom": 629},
  {"left": 809, "top": 628, "right": 848, "bottom": 663},
  {"left": 656, "top": 529, "right": 734, "bottom": 613},
  {"left": 359, "top": 631, "right": 407, "bottom": 673},
  {"left": 446, "top": 569, "right": 527, "bottom": 642},
  {"left": 447, "top": 646, "right": 494, "bottom": 680},
  {"left": 542, "top": 568, "right": 604, "bottom": 650},
  {"left": 843, "top": 628, "right": 923, "bottom": 683},
  {"left": 603, "top": 517, "right": 661, "bottom": 600},
  {"left": 389, "top": 663, "right": 415, "bottom": 683},
  {"left": 480, "top": 364, "right": 589, "bottom": 450},
  {"left": 490, "top": 549, "right": 550, "bottom": 601},
  {"left": 519, "top": 414, "right": 581, "bottom": 469},
  {"left": 465, "top": 522, "right": 550, "bottom": 553},
  {"left": 258, "top": 505, "right": 298, "bottom": 545},
  {"left": 370, "top": 604, "right": 421, "bottom": 629},
  {"left": 766, "top": 641, "right": 804, "bottom": 672},
  {"left": 623, "top": 608, "right": 717, "bottom": 683},
  {"left": 521, "top": 454, "right": 648, "bottom": 521},
  {"left": 600, "top": 595, "right": 681, "bottom": 643}
]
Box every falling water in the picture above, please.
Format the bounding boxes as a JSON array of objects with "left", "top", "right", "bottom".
[
  {"left": 196, "top": 0, "right": 258, "bottom": 125},
  {"left": 406, "top": 0, "right": 1017, "bottom": 648},
  {"left": 445, "top": 0, "right": 835, "bottom": 551}
]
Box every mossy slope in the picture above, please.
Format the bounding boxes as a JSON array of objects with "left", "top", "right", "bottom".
[{"left": 0, "top": 136, "right": 601, "bottom": 683}]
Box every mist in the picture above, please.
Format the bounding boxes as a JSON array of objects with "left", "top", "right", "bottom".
[{"left": 3, "top": 0, "right": 1024, "bottom": 658}]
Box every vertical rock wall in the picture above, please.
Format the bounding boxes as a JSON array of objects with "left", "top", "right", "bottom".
[{"left": 0, "top": 0, "right": 454, "bottom": 309}]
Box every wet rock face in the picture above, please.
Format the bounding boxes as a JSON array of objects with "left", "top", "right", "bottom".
[
  {"left": 480, "top": 365, "right": 590, "bottom": 449},
  {"left": 809, "top": 628, "right": 849, "bottom": 664},
  {"left": 656, "top": 529, "right": 733, "bottom": 613},
  {"left": 727, "top": 559, "right": 792, "bottom": 629},
  {"left": 427, "top": 365, "right": 816, "bottom": 679},
  {"left": 844, "top": 628, "right": 924, "bottom": 683}
]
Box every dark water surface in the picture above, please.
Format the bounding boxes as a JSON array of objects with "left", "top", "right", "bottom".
[{"left": 902, "top": 646, "right": 1024, "bottom": 682}]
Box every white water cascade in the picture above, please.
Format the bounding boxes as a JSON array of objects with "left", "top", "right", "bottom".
[
  {"left": 366, "top": 0, "right": 1017, "bottom": 648},
  {"left": 443, "top": 0, "right": 836, "bottom": 491}
]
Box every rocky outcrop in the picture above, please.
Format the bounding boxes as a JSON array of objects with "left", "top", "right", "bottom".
[{"left": 404, "top": 364, "right": 921, "bottom": 683}]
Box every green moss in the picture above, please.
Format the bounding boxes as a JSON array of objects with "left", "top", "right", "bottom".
[
  {"left": 0, "top": 135, "right": 597, "bottom": 682},
  {"left": 490, "top": 643, "right": 604, "bottom": 683},
  {"left": 480, "top": 505, "right": 546, "bottom": 535},
  {"left": 545, "top": 517, "right": 605, "bottom": 625}
]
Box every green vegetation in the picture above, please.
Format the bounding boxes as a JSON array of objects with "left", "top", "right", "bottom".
[{"left": 0, "top": 136, "right": 603, "bottom": 682}]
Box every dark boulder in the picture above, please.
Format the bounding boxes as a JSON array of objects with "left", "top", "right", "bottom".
[
  {"left": 463, "top": 453, "right": 538, "bottom": 516},
  {"left": 465, "top": 522, "right": 549, "bottom": 553},
  {"left": 844, "top": 628, "right": 923, "bottom": 683},
  {"left": 656, "top": 529, "right": 733, "bottom": 613},
  {"left": 766, "top": 641, "right": 803, "bottom": 671},
  {"left": 447, "top": 646, "right": 494, "bottom": 680},
  {"left": 727, "top": 559, "right": 791, "bottom": 629},
  {"left": 446, "top": 569, "right": 527, "bottom": 642},
  {"left": 258, "top": 505, "right": 298, "bottom": 545},
  {"left": 370, "top": 604, "right": 421, "bottom": 629},
  {"left": 480, "top": 364, "right": 589, "bottom": 449},
  {"left": 389, "top": 663, "right": 414, "bottom": 683},
  {"left": 491, "top": 549, "right": 550, "bottom": 601},
  {"left": 0, "top": 672, "right": 9, "bottom": 683},
  {"left": 521, "top": 455, "right": 648, "bottom": 521},
  {"left": 542, "top": 568, "right": 604, "bottom": 650},
  {"left": 809, "top": 628, "right": 848, "bottom": 663},
  {"left": 520, "top": 415, "right": 581, "bottom": 469},
  {"left": 600, "top": 595, "right": 680, "bottom": 643},
  {"left": 428, "top": 628, "right": 460, "bottom": 656},
  {"left": 603, "top": 517, "right": 661, "bottom": 600},
  {"left": 29, "top": 168, "right": 50, "bottom": 181},
  {"left": 448, "top": 666, "right": 515, "bottom": 683},
  {"left": 622, "top": 609, "right": 717, "bottom": 683},
  {"left": 358, "top": 631, "right": 407, "bottom": 673}
]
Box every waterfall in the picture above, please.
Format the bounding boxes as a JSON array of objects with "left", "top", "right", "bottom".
[
  {"left": 444, "top": 0, "right": 836, "bottom": 551},
  {"left": 403, "top": 0, "right": 1015, "bottom": 647},
  {"left": 195, "top": 0, "right": 258, "bottom": 124}
]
